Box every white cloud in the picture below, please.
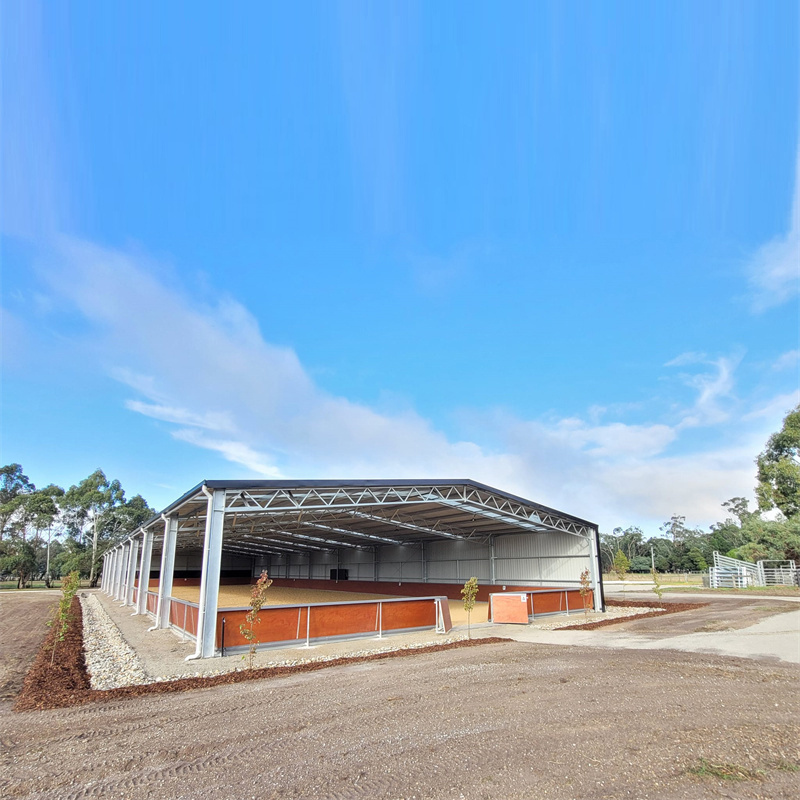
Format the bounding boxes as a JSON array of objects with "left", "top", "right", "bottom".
[
  {"left": 747, "top": 140, "right": 800, "bottom": 312},
  {"left": 674, "top": 354, "right": 740, "bottom": 429},
  {"left": 171, "top": 429, "right": 284, "bottom": 478},
  {"left": 665, "top": 351, "right": 707, "bottom": 367},
  {"left": 124, "top": 401, "right": 235, "bottom": 433},
  {"left": 36, "top": 237, "right": 798, "bottom": 531},
  {"left": 772, "top": 349, "right": 800, "bottom": 372},
  {"left": 664, "top": 352, "right": 741, "bottom": 429}
]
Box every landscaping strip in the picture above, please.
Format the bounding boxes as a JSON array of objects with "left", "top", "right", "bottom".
[{"left": 14, "top": 598, "right": 510, "bottom": 712}]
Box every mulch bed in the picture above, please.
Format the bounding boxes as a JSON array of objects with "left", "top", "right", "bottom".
[
  {"left": 14, "top": 597, "right": 510, "bottom": 712},
  {"left": 559, "top": 598, "right": 707, "bottom": 631}
]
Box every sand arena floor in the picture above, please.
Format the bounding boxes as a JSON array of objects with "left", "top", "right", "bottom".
[{"left": 168, "top": 584, "right": 487, "bottom": 626}]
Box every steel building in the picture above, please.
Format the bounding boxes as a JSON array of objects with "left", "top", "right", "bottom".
[{"left": 102, "top": 479, "right": 604, "bottom": 658}]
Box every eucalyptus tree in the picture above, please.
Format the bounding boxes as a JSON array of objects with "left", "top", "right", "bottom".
[
  {"left": 62, "top": 470, "right": 126, "bottom": 587},
  {"left": 757, "top": 404, "right": 800, "bottom": 519},
  {"left": 0, "top": 463, "right": 35, "bottom": 540},
  {"left": 25, "top": 485, "right": 65, "bottom": 586}
]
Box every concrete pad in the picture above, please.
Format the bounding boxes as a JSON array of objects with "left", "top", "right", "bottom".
[{"left": 487, "top": 608, "right": 800, "bottom": 664}]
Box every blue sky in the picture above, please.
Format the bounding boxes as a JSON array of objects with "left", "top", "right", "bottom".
[{"left": 2, "top": 0, "right": 798, "bottom": 533}]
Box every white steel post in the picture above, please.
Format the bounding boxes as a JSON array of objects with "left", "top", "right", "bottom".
[
  {"left": 105, "top": 550, "right": 113, "bottom": 594},
  {"left": 112, "top": 548, "right": 121, "bottom": 596},
  {"left": 135, "top": 528, "right": 154, "bottom": 615},
  {"left": 588, "top": 528, "right": 603, "bottom": 612},
  {"left": 152, "top": 515, "right": 178, "bottom": 631},
  {"left": 121, "top": 540, "right": 133, "bottom": 604},
  {"left": 187, "top": 487, "right": 225, "bottom": 660},
  {"left": 114, "top": 544, "right": 126, "bottom": 600},
  {"left": 105, "top": 550, "right": 117, "bottom": 594},
  {"left": 124, "top": 537, "right": 139, "bottom": 607},
  {"left": 106, "top": 549, "right": 113, "bottom": 595}
]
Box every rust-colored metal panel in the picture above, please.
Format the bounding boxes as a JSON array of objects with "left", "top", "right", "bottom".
[
  {"left": 381, "top": 599, "right": 436, "bottom": 631},
  {"left": 531, "top": 592, "right": 563, "bottom": 615},
  {"left": 490, "top": 593, "right": 529, "bottom": 623},
  {"left": 308, "top": 602, "right": 379, "bottom": 638},
  {"left": 217, "top": 606, "right": 308, "bottom": 648}
]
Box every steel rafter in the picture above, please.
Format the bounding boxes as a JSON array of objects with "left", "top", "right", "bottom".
[{"left": 218, "top": 484, "right": 592, "bottom": 539}]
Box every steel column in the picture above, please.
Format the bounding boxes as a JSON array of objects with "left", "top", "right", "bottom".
[
  {"left": 114, "top": 544, "right": 126, "bottom": 600},
  {"left": 152, "top": 515, "right": 178, "bottom": 631},
  {"left": 106, "top": 550, "right": 115, "bottom": 594},
  {"left": 135, "top": 528, "right": 154, "bottom": 615},
  {"left": 188, "top": 488, "right": 225, "bottom": 660},
  {"left": 120, "top": 540, "right": 133, "bottom": 603},
  {"left": 588, "top": 528, "right": 604, "bottom": 612},
  {"left": 125, "top": 537, "right": 139, "bottom": 606}
]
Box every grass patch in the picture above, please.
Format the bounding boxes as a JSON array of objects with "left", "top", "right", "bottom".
[
  {"left": 771, "top": 759, "right": 800, "bottom": 773},
  {"left": 688, "top": 758, "right": 764, "bottom": 781}
]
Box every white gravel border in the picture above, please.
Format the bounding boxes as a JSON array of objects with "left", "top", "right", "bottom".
[{"left": 80, "top": 594, "right": 151, "bottom": 689}]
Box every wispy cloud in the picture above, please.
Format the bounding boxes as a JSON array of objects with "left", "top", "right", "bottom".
[
  {"left": 747, "top": 138, "right": 800, "bottom": 312},
  {"left": 664, "top": 351, "right": 742, "bottom": 429},
  {"left": 772, "top": 349, "right": 800, "bottom": 372},
  {"left": 35, "top": 237, "right": 797, "bottom": 530}
]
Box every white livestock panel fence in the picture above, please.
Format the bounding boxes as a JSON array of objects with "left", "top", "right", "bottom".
[{"left": 709, "top": 551, "right": 798, "bottom": 588}]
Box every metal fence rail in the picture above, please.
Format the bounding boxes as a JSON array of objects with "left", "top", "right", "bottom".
[{"left": 709, "top": 551, "right": 797, "bottom": 588}]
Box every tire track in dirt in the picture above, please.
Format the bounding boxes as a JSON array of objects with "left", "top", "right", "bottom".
[{"left": 33, "top": 735, "right": 312, "bottom": 800}]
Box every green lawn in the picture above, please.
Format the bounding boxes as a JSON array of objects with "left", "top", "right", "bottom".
[{"left": 0, "top": 580, "right": 91, "bottom": 591}]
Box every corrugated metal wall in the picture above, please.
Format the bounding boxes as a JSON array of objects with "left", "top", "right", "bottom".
[
  {"left": 494, "top": 533, "right": 591, "bottom": 585},
  {"left": 239, "top": 531, "right": 593, "bottom": 587}
]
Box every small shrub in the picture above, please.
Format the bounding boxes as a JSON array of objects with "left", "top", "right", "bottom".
[
  {"left": 461, "top": 577, "right": 479, "bottom": 639},
  {"left": 651, "top": 568, "right": 664, "bottom": 601},
  {"left": 239, "top": 571, "right": 273, "bottom": 668},
  {"left": 50, "top": 571, "right": 80, "bottom": 666},
  {"left": 613, "top": 550, "right": 631, "bottom": 580},
  {"left": 578, "top": 569, "right": 592, "bottom": 617}
]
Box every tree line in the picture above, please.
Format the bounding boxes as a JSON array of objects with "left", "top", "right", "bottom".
[
  {"left": 0, "top": 467, "right": 154, "bottom": 588},
  {"left": 600, "top": 404, "right": 800, "bottom": 574}
]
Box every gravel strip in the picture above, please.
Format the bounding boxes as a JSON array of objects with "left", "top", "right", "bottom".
[{"left": 80, "top": 594, "right": 151, "bottom": 689}]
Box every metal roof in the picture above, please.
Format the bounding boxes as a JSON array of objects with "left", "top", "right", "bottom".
[{"left": 142, "top": 479, "right": 597, "bottom": 556}]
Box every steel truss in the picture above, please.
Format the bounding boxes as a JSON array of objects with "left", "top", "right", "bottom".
[
  {"left": 217, "top": 483, "right": 594, "bottom": 538},
  {"left": 138, "top": 480, "right": 597, "bottom": 559}
]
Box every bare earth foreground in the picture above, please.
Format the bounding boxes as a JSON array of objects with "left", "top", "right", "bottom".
[{"left": 1, "top": 593, "right": 799, "bottom": 800}]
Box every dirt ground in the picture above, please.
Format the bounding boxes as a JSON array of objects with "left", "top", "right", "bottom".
[
  {"left": 590, "top": 596, "right": 798, "bottom": 635},
  {"left": 1, "top": 593, "right": 799, "bottom": 799},
  {"left": 170, "top": 584, "right": 488, "bottom": 626},
  {"left": 0, "top": 591, "right": 58, "bottom": 700}
]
